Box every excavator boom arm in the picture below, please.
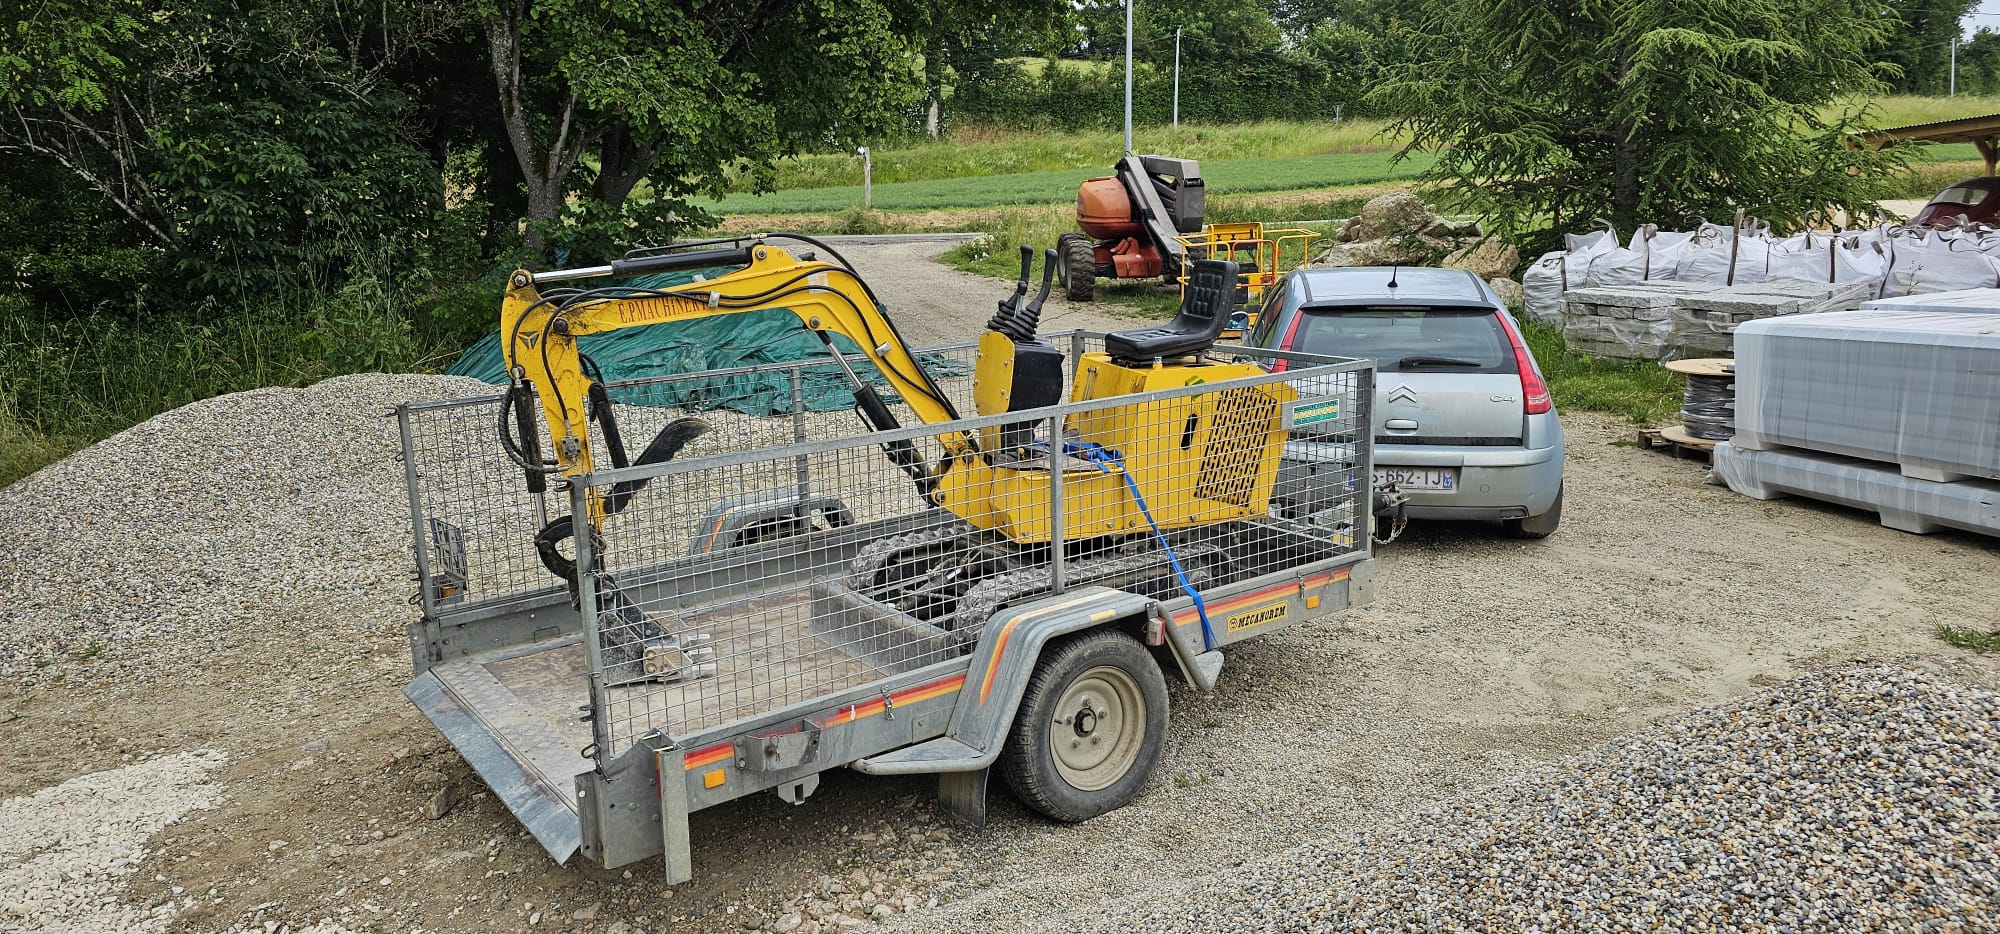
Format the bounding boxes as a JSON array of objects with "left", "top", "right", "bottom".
[{"left": 500, "top": 241, "right": 968, "bottom": 490}]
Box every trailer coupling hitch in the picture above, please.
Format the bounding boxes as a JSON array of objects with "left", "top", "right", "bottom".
[{"left": 1372, "top": 481, "right": 1410, "bottom": 545}]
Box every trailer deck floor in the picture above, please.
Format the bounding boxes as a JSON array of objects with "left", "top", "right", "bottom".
[
  {"left": 592, "top": 589, "right": 892, "bottom": 754},
  {"left": 416, "top": 591, "right": 895, "bottom": 828}
]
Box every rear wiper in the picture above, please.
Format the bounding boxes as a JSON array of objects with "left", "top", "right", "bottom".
[{"left": 1393, "top": 355, "right": 1484, "bottom": 369}]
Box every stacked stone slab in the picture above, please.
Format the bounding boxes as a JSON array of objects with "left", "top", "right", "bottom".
[
  {"left": 1559, "top": 281, "right": 1873, "bottom": 360},
  {"left": 1672, "top": 282, "right": 1875, "bottom": 355},
  {"left": 1559, "top": 282, "right": 1717, "bottom": 359}
]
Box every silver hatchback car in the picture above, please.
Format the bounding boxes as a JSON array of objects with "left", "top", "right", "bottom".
[{"left": 1250, "top": 266, "right": 1565, "bottom": 538}]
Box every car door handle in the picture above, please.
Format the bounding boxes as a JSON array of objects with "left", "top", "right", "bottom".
[{"left": 1385, "top": 418, "right": 1419, "bottom": 431}]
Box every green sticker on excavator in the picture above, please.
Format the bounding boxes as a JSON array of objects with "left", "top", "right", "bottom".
[{"left": 1287, "top": 399, "right": 1341, "bottom": 427}]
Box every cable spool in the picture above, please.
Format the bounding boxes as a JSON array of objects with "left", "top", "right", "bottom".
[{"left": 1664, "top": 358, "right": 1736, "bottom": 441}]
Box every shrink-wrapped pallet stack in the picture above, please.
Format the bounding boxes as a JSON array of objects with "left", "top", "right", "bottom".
[{"left": 1712, "top": 300, "right": 2000, "bottom": 537}]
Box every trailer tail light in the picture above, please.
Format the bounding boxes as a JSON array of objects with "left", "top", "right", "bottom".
[
  {"left": 1143, "top": 615, "right": 1168, "bottom": 646},
  {"left": 1497, "top": 311, "right": 1552, "bottom": 415}
]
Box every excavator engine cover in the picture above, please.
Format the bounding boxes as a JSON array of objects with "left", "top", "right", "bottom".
[{"left": 1077, "top": 177, "right": 1143, "bottom": 240}]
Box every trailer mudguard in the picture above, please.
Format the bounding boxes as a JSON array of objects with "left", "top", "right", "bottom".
[{"left": 852, "top": 586, "right": 1164, "bottom": 779}]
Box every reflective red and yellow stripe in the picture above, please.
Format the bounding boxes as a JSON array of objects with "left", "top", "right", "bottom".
[
  {"left": 1174, "top": 567, "right": 1346, "bottom": 627},
  {"left": 679, "top": 673, "right": 968, "bottom": 771}
]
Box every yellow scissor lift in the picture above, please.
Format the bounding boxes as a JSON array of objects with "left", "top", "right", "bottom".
[{"left": 1175, "top": 223, "right": 1322, "bottom": 338}]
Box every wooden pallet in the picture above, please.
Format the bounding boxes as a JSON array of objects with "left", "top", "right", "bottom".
[{"left": 1637, "top": 426, "right": 1722, "bottom": 463}]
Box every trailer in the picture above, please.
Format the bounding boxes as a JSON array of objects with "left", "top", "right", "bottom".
[{"left": 397, "top": 332, "right": 1375, "bottom": 882}]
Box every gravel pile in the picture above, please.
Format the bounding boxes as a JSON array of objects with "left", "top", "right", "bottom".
[
  {"left": 0, "top": 374, "right": 491, "bottom": 684},
  {"left": 1071, "top": 664, "right": 1999, "bottom": 933}
]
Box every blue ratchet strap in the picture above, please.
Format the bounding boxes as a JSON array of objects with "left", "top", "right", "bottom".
[{"left": 1059, "top": 440, "right": 1218, "bottom": 652}]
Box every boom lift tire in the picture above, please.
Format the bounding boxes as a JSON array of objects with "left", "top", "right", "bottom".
[
  {"left": 999, "top": 628, "right": 1167, "bottom": 821},
  {"left": 1059, "top": 235, "right": 1097, "bottom": 302}
]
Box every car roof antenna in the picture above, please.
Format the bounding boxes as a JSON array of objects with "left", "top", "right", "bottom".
[{"left": 1387, "top": 266, "right": 1399, "bottom": 290}]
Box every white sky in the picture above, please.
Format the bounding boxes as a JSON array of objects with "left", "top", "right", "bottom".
[{"left": 1971, "top": 2, "right": 2000, "bottom": 35}]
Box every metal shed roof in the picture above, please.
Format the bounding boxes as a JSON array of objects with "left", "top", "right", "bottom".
[{"left": 1859, "top": 112, "right": 2000, "bottom": 175}]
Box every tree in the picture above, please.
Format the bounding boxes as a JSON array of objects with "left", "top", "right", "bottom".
[
  {"left": 1288, "top": 0, "right": 1431, "bottom": 117},
  {"left": 0, "top": 0, "right": 457, "bottom": 301},
  {"left": 1875, "top": 0, "right": 1978, "bottom": 95},
  {"left": 911, "top": 0, "right": 1066, "bottom": 138},
  {"left": 1268, "top": 0, "right": 1427, "bottom": 39},
  {"left": 1374, "top": 0, "right": 1913, "bottom": 245},
  {"left": 479, "top": 0, "right": 930, "bottom": 259},
  {"left": 1956, "top": 28, "right": 2000, "bottom": 95}
]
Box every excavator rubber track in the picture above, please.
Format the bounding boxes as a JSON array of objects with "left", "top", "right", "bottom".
[{"left": 846, "top": 524, "right": 1238, "bottom": 640}]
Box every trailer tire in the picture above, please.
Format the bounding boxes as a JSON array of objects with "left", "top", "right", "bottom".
[
  {"left": 999, "top": 628, "right": 1167, "bottom": 822},
  {"left": 1059, "top": 235, "right": 1096, "bottom": 302}
]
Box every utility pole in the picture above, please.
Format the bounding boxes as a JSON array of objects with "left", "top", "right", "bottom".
[
  {"left": 1123, "top": 0, "right": 1134, "bottom": 154},
  {"left": 1173, "top": 26, "right": 1182, "bottom": 130},
  {"left": 1952, "top": 23, "right": 1960, "bottom": 97},
  {"left": 858, "top": 146, "right": 872, "bottom": 210}
]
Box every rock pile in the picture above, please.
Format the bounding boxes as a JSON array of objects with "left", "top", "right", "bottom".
[{"left": 1318, "top": 194, "right": 1519, "bottom": 294}]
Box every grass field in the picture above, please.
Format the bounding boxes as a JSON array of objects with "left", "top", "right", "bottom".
[
  {"left": 737, "top": 94, "right": 1998, "bottom": 200},
  {"left": 709, "top": 149, "right": 1430, "bottom": 214},
  {"left": 727, "top": 120, "right": 1395, "bottom": 192},
  {"left": 713, "top": 96, "right": 2000, "bottom": 219}
]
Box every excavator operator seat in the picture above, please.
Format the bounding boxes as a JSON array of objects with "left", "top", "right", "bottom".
[{"left": 1105, "top": 259, "right": 1240, "bottom": 364}]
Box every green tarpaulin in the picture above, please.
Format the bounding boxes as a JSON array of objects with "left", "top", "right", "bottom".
[{"left": 446, "top": 267, "right": 966, "bottom": 416}]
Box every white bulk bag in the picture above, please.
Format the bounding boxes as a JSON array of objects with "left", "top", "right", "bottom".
[
  {"left": 1880, "top": 231, "right": 2000, "bottom": 298},
  {"left": 1731, "top": 235, "right": 1772, "bottom": 285},
  {"left": 1565, "top": 221, "right": 1618, "bottom": 254},
  {"left": 1673, "top": 224, "right": 1736, "bottom": 283},
  {"left": 1629, "top": 225, "right": 1694, "bottom": 280},
  {"left": 1582, "top": 246, "right": 1648, "bottom": 286},
  {"left": 1831, "top": 237, "right": 1887, "bottom": 289},
  {"left": 1767, "top": 231, "right": 1832, "bottom": 284},
  {"left": 1675, "top": 222, "right": 1770, "bottom": 285},
  {"left": 1523, "top": 250, "right": 1585, "bottom": 327}
]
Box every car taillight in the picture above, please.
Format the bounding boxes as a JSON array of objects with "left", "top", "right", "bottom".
[
  {"left": 1269, "top": 312, "right": 1307, "bottom": 373},
  {"left": 1496, "top": 311, "right": 1552, "bottom": 414}
]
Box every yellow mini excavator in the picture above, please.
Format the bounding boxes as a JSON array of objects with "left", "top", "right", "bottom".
[{"left": 497, "top": 234, "right": 1294, "bottom": 637}]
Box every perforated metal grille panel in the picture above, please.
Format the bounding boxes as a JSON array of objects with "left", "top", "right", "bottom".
[{"left": 1196, "top": 386, "right": 1281, "bottom": 507}]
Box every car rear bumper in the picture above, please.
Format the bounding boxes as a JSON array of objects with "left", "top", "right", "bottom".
[{"left": 1277, "top": 438, "right": 1565, "bottom": 520}]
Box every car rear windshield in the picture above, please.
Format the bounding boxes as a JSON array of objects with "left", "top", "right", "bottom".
[
  {"left": 1288, "top": 307, "right": 1516, "bottom": 374},
  {"left": 1933, "top": 185, "right": 1991, "bottom": 206}
]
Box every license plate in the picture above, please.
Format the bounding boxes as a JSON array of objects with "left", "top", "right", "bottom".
[{"left": 1375, "top": 468, "right": 1456, "bottom": 491}]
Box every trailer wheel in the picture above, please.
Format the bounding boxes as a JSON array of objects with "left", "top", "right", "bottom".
[
  {"left": 999, "top": 628, "right": 1167, "bottom": 822},
  {"left": 1059, "top": 235, "right": 1096, "bottom": 302}
]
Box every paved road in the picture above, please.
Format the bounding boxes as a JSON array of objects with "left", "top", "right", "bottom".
[{"left": 837, "top": 238, "right": 1132, "bottom": 347}]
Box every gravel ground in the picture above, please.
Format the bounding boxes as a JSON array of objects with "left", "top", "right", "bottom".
[
  {"left": 0, "top": 240, "right": 1995, "bottom": 933},
  {"left": 0, "top": 751, "right": 227, "bottom": 933},
  {"left": 1038, "top": 663, "right": 2000, "bottom": 932}
]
